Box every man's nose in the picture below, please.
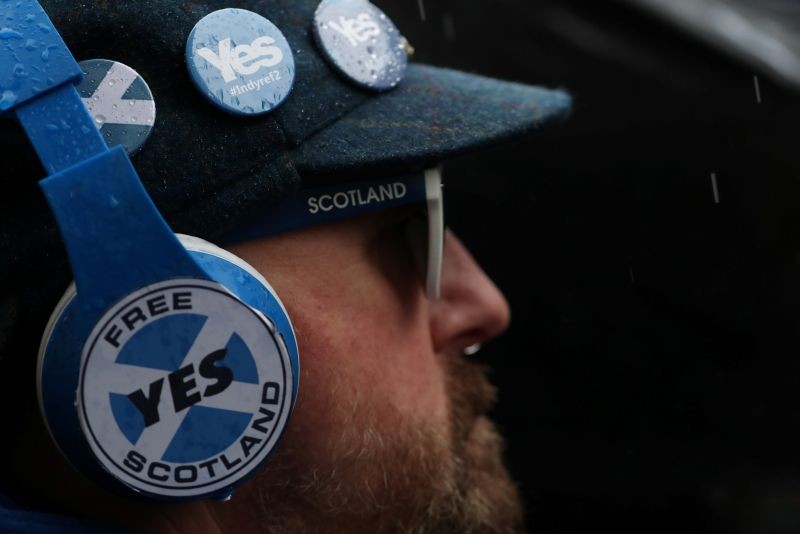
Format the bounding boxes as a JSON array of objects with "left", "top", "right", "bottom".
[{"left": 430, "top": 230, "right": 511, "bottom": 353}]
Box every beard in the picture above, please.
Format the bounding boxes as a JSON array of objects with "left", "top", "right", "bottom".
[{"left": 232, "top": 353, "right": 525, "bottom": 533}]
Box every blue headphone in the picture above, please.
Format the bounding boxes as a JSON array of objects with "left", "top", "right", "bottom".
[{"left": 2, "top": 1, "right": 299, "bottom": 501}]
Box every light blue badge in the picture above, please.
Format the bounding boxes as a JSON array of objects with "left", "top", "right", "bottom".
[
  {"left": 313, "top": 0, "right": 408, "bottom": 91},
  {"left": 77, "top": 60, "right": 156, "bottom": 155},
  {"left": 186, "top": 9, "right": 295, "bottom": 116}
]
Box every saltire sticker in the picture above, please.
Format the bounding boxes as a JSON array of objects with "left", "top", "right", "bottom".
[
  {"left": 77, "top": 59, "right": 156, "bottom": 155},
  {"left": 78, "top": 279, "right": 292, "bottom": 499}
]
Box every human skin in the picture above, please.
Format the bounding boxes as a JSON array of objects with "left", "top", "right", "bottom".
[
  {"left": 12, "top": 207, "right": 520, "bottom": 532},
  {"left": 207, "top": 208, "right": 520, "bottom": 533}
]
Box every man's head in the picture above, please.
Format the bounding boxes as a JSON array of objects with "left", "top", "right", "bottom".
[
  {"left": 12, "top": 207, "right": 520, "bottom": 533},
  {"left": 221, "top": 211, "right": 518, "bottom": 532},
  {"left": 0, "top": 0, "right": 570, "bottom": 531}
]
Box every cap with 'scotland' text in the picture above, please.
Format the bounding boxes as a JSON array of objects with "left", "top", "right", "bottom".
[{"left": 0, "top": 0, "right": 571, "bottom": 352}]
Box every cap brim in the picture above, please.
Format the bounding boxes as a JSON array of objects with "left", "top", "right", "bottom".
[{"left": 292, "top": 63, "right": 571, "bottom": 175}]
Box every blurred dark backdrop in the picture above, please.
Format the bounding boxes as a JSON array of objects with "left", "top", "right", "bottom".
[{"left": 377, "top": 1, "right": 800, "bottom": 533}]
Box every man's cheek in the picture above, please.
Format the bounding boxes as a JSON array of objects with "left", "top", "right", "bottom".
[{"left": 357, "top": 309, "right": 448, "bottom": 420}]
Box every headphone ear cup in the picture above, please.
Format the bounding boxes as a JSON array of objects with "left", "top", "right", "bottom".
[
  {"left": 37, "top": 234, "right": 299, "bottom": 500},
  {"left": 174, "top": 234, "right": 299, "bottom": 402}
]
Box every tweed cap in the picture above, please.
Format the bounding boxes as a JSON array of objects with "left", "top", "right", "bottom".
[
  {"left": 0, "top": 0, "right": 571, "bottom": 480},
  {"left": 0, "top": 0, "right": 569, "bottom": 356},
  {"left": 1, "top": 0, "right": 570, "bottom": 287}
]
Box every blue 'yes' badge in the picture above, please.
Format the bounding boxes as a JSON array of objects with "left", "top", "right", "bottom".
[
  {"left": 313, "top": 0, "right": 408, "bottom": 91},
  {"left": 186, "top": 9, "right": 295, "bottom": 116}
]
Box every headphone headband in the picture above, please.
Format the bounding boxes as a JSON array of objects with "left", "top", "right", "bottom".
[
  {"left": 2, "top": 1, "right": 210, "bottom": 321},
  {"left": 5, "top": 0, "right": 299, "bottom": 501}
]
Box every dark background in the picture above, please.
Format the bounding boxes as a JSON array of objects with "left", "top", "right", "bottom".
[{"left": 379, "top": 1, "right": 800, "bottom": 533}]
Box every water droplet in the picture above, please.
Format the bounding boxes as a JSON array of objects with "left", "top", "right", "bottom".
[
  {"left": 130, "top": 116, "right": 137, "bottom": 123},
  {"left": 0, "top": 27, "right": 22, "bottom": 39},
  {"left": 24, "top": 38, "right": 37, "bottom": 50},
  {"left": 24, "top": 14, "right": 35, "bottom": 22},
  {"left": 45, "top": 123, "right": 58, "bottom": 131},
  {"left": 13, "top": 63, "right": 26, "bottom": 78},
  {"left": 40, "top": 48, "right": 50, "bottom": 62},
  {"left": 37, "top": 23, "right": 51, "bottom": 34},
  {"left": 108, "top": 79, "right": 115, "bottom": 86},
  {"left": 129, "top": 101, "right": 135, "bottom": 107},
  {"left": 112, "top": 104, "right": 117, "bottom": 110},
  {"left": 94, "top": 114, "right": 106, "bottom": 125},
  {"left": 80, "top": 125, "right": 91, "bottom": 134},
  {"left": 108, "top": 195, "right": 119, "bottom": 208}
]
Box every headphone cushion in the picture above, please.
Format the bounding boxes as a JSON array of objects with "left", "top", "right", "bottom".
[{"left": 37, "top": 234, "right": 299, "bottom": 498}]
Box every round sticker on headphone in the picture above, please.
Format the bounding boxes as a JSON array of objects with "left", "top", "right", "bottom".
[
  {"left": 186, "top": 9, "right": 295, "bottom": 116},
  {"left": 313, "top": 0, "right": 408, "bottom": 91},
  {"left": 77, "top": 279, "right": 292, "bottom": 499},
  {"left": 77, "top": 60, "right": 156, "bottom": 155}
]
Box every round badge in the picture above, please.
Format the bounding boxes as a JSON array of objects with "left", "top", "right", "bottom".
[
  {"left": 77, "top": 59, "right": 156, "bottom": 155},
  {"left": 186, "top": 9, "right": 295, "bottom": 116},
  {"left": 313, "top": 0, "right": 408, "bottom": 91},
  {"left": 77, "top": 279, "right": 293, "bottom": 499}
]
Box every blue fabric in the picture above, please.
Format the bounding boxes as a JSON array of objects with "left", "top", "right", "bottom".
[{"left": 0, "top": 495, "right": 134, "bottom": 533}]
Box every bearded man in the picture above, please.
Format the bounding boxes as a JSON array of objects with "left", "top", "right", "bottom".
[{"left": 0, "top": 0, "right": 570, "bottom": 532}]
